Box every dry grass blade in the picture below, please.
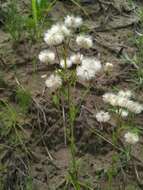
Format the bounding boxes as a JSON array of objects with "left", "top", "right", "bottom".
[
  {"left": 70, "top": 0, "right": 89, "bottom": 18},
  {"left": 15, "top": 77, "right": 53, "bottom": 160}
]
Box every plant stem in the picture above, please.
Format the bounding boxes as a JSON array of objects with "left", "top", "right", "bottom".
[
  {"left": 63, "top": 43, "right": 67, "bottom": 70},
  {"left": 62, "top": 101, "right": 67, "bottom": 145},
  {"left": 55, "top": 46, "right": 60, "bottom": 64},
  {"left": 62, "top": 39, "right": 79, "bottom": 188},
  {"left": 32, "top": 0, "right": 38, "bottom": 31}
]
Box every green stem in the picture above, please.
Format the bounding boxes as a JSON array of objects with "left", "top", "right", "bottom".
[
  {"left": 62, "top": 40, "right": 79, "bottom": 188},
  {"left": 32, "top": 0, "right": 38, "bottom": 29}
]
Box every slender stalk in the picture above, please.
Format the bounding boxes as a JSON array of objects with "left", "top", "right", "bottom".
[
  {"left": 55, "top": 46, "right": 60, "bottom": 64},
  {"left": 62, "top": 41, "right": 78, "bottom": 183},
  {"left": 70, "top": 123, "right": 78, "bottom": 178},
  {"left": 62, "top": 101, "right": 67, "bottom": 145},
  {"left": 63, "top": 43, "right": 67, "bottom": 70},
  {"left": 62, "top": 43, "right": 68, "bottom": 145}
]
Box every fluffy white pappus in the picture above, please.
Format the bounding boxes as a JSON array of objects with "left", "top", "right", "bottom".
[
  {"left": 124, "top": 132, "right": 139, "bottom": 145},
  {"left": 118, "top": 90, "right": 132, "bottom": 99},
  {"left": 115, "top": 98, "right": 143, "bottom": 114},
  {"left": 70, "top": 53, "right": 83, "bottom": 64},
  {"left": 60, "top": 59, "right": 73, "bottom": 69},
  {"left": 103, "top": 93, "right": 127, "bottom": 107},
  {"left": 39, "top": 50, "right": 55, "bottom": 64},
  {"left": 103, "top": 93, "right": 119, "bottom": 106},
  {"left": 45, "top": 74, "right": 62, "bottom": 91},
  {"left": 116, "top": 97, "right": 129, "bottom": 107},
  {"left": 82, "top": 58, "right": 102, "bottom": 73},
  {"left": 104, "top": 62, "right": 113, "bottom": 72},
  {"left": 50, "top": 24, "right": 61, "bottom": 33},
  {"left": 116, "top": 109, "right": 129, "bottom": 118},
  {"left": 44, "top": 30, "right": 64, "bottom": 46},
  {"left": 126, "top": 101, "right": 143, "bottom": 114},
  {"left": 76, "top": 65, "right": 95, "bottom": 81},
  {"left": 44, "top": 22, "right": 71, "bottom": 46},
  {"left": 61, "top": 24, "right": 71, "bottom": 37},
  {"left": 76, "top": 35, "right": 93, "bottom": 49},
  {"left": 52, "top": 23, "right": 71, "bottom": 36},
  {"left": 64, "top": 15, "right": 83, "bottom": 28},
  {"left": 103, "top": 92, "right": 143, "bottom": 114},
  {"left": 95, "top": 111, "right": 111, "bottom": 122},
  {"left": 103, "top": 93, "right": 115, "bottom": 102}
]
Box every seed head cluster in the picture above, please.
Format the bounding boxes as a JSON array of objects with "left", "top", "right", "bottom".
[
  {"left": 76, "top": 35, "right": 93, "bottom": 49},
  {"left": 124, "top": 132, "right": 139, "bottom": 145},
  {"left": 76, "top": 58, "right": 102, "bottom": 81},
  {"left": 103, "top": 91, "right": 143, "bottom": 114},
  {"left": 38, "top": 15, "right": 141, "bottom": 146},
  {"left": 64, "top": 15, "right": 83, "bottom": 28},
  {"left": 39, "top": 15, "right": 103, "bottom": 90},
  {"left": 96, "top": 111, "right": 111, "bottom": 123},
  {"left": 39, "top": 50, "right": 55, "bottom": 64},
  {"left": 45, "top": 74, "right": 62, "bottom": 91},
  {"left": 70, "top": 53, "right": 83, "bottom": 65},
  {"left": 60, "top": 58, "right": 73, "bottom": 69}
]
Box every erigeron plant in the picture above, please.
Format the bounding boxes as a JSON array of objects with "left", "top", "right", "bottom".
[
  {"left": 39, "top": 15, "right": 103, "bottom": 145},
  {"left": 124, "top": 131, "right": 139, "bottom": 145},
  {"left": 95, "top": 89, "right": 142, "bottom": 162},
  {"left": 95, "top": 89, "right": 142, "bottom": 153},
  {"left": 103, "top": 90, "right": 143, "bottom": 114},
  {"left": 100, "top": 89, "right": 143, "bottom": 130},
  {"left": 95, "top": 111, "right": 111, "bottom": 123},
  {"left": 39, "top": 15, "right": 103, "bottom": 89},
  {"left": 124, "top": 131, "right": 139, "bottom": 161},
  {"left": 38, "top": 15, "right": 104, "bottom": 189}
]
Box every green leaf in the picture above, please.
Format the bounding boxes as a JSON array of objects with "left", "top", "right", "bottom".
[{"left": 52, "top": 94, "right": 60, "bottom": 107}]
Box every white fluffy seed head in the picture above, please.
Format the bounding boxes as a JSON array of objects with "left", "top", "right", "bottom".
[
  {"left": 82, "top": 58, "right": 102, "bottom": 73},
  {"left": 118, "top": 90, "right": 132, "bottom": 99},
  {"left": 39, "top": 50, "right": 55, "bottom": 64},
  {"left": 60, "top": 24, "right": 71, "bottom": 37},
  {"left": 104, "top": 62, "right": 113, "bottom": 72},
  {"left": 103, "top": 93, "right": 118, "bottom": 106},
  {"left": 51, "top": 23, "right": 71, "bottom": 36},
  {"left": 103, "top": 91, "right": 143, "bottom": 114},
  {"left": 45, "top": 74, "right": 62, "bottom": 91},
  {"left": 50, "top": 23, "right": 60, "bottom": 32},
  {"left": 76, "top": 56, "right": 101, "bottom": 81},
  {"left": 116, "top": 109, "right": 129, "bottom": 118},
  {"left": 103, "top": 93, "right": 128, "bottom": 108},
  {"left": 44, "top": 30, "right": 64, "bottom": 46},
  {"left": 76, "top": 35, "right": 93, "bottom": 49},
  {"left": 64, "top": 15, "right": 83, "bottom": 28},
  {"left": 126, "top": 101, "right": 143, "bottom": 114},
  {"left": 76, "top": 66, "right": 95, "bottom": 81},
  {"left": 44, "top": 22, "right": 71, "bottom": 46},
  {"left": 70, "top": 53, "right": 83, "bottom": 64},
  {"left": 124, "top": 132, "right": 139, "bottom": 145},
  {"left": 95, "top": 111, "right": 111, "bottom": 122},
  {"left": 60, "top": 58, "right": 73, "bottom": 69},
  {"left": 116, "top": 97, "right": 128, "bottom": 108}
]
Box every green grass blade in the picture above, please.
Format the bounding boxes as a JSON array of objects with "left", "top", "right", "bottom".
[
  {"left": 32, "top": 0, "right": 38, "bottom": 28},
  {"left": 46, "top": 0, "right": 58, "bottom": 13}
]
